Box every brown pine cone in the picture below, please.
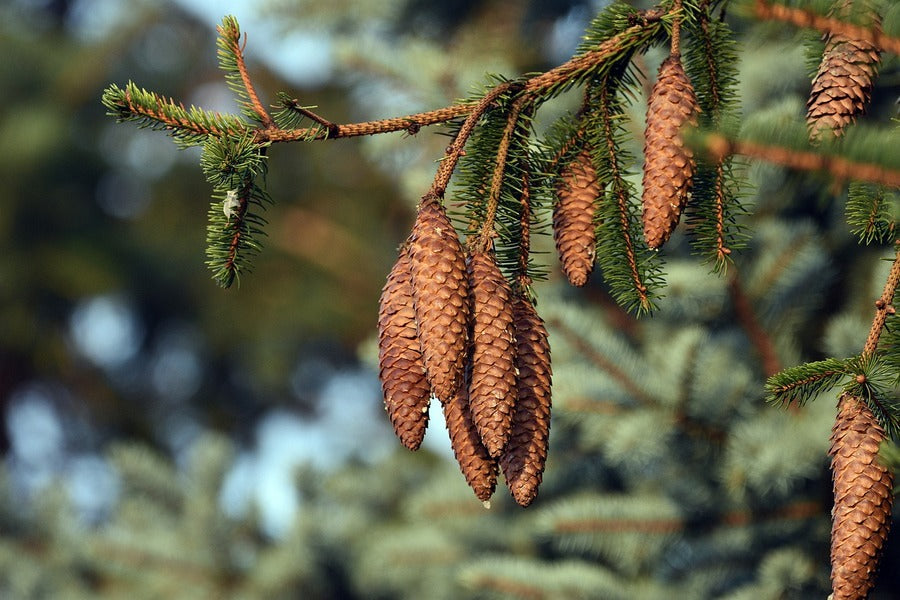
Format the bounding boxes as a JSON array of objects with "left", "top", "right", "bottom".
[
  {"left": 442, "top": 367, "right": 498, "bottom": 504},
  {"left": 500, "top": 295, "right": 552, "bottom": 507},
  {"left": 377, "top": 247, "right": 431, "bottom": 450},
  {"left": 553, "top": 147, "right": 601, "bottom": 287},
  {"left": 467, "top": 249, "right": 517, "bottom": 457},
  {"left": 408, "top": 195, "right": 470, "bottom": 403},
  {"left": 807, "top": 28, "right": 880, "bottom": 140},
  {"left": 829, "top": 393, "right": 894, "bottom": 600},
  {"left": 642, "top": 54, "right": 700, "bottom": 250}
]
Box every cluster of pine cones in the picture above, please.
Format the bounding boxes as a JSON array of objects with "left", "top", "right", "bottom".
[
  {"left": 377, "top": 194, "right": 551, "bottom": 507},
  {"left": 553, "top": 50, "right": 700, "bottom": 291}
]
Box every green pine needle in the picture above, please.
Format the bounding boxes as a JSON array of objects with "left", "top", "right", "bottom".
[
  {"left": 101, "top": 82, "right": 247, "bottom": 148},
  {"left": 583, "top": 68, "right": 663, "bottom": 316},
  {"left": 765, "top": 356, "right": 851, "bottom": 406},
  {"left": 200, "top": 135, "right": 272, "bottom": 288},
  {"left": 847, "top": 183, "right": 898, "bottom": 246}
]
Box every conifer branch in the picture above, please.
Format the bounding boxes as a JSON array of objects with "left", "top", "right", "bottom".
[
  {"left": 751, "top": 0, "right": 900, "bottom": 54},
  {"left": 592, "top": 78, "right": 658, "bottom": 314},
  {"left": 766, "top": 357, "right": 851, "bottom": 406},
  {"left": 548, "top": 314, "right": 656, "bottom": 407},
  {"left": 431, "top": 82, "right": 519, "bottom": 199},
  {"left": 275, "top": 96, "right": 338, "bottom": 137},
  {"left": 701, "top": 133, "right": 900, "bottom": 187},
  {"left": 217, "top": 17, "right": 274, "bottom": 128},
  {"left": 515, "top": 166, "right": 533, "bottom": 294},
  {"left": 685, "top": 9, "right": 746, "bottom": 269},
  {"left": 847, "top": 184, "right": 896, "bottom": 246},
  {"left": 670, "top": 0, "right": 684, "bottom": 56},
  {"left": 479, "top": 97, "right": 528, "bottom": 251},
  {"left": 862, "top": 242, "right": 900, "bottom": 357},
  {"left": 728, "top": 271, "right": 781, "bottom": 377}
]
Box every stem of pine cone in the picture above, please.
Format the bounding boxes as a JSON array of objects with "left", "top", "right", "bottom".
[
  {"left": 862, "top": 241, "right": 900, "bottom": 357},
  {"left": 670, "top": 0, "right": 683, "bottom": 55},
  {"left": 515, "top": 166, "right": 532, "bottom": 292},
  {"left": 598, "top": 80, "right": 650, "bottom": 307},
  {"left": 479, "top": 97, "right": 528, "bottom": 251},
  {"left": 431, "top": 82, "right": 519, "bottom": 199}
]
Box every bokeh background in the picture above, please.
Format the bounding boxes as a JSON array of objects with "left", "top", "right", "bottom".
[{"left": 1, "top": 0, "right": 898, "bottom": 598}]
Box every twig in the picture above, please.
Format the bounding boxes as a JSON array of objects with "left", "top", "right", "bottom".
[
  {"left": 479, "top": 96, "right": 528, "bottom": 250},
  {"left": 598, "top": 81, "right": 650, "bottom": 309},
  {"left": 430, "top": 82, "right": 519, "bottom": 199},
  {"left": 752, "top": 0, "right": 900, "bottom": 55},
  {"left": 728, "top": 270, "right": 781, "bottom": 377},
  {"left": 862, "top": 242, "right": 900, "bottom": 357},
  {"left": 224, "top": 30, "right": 274, "bottom": 128},
  {"left": 704, "top": 134, "right": 900, "bottom": 188}
]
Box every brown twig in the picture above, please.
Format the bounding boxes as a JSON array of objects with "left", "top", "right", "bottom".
[
  {"left": 598, "top": 81, "right": 650, "bottom": 310},
  {"left": 479, "top": 96, "right": 528, "bottom": 250},
  {"left": 728, "top": 270, "right": 781, "bottom": 377},
  {"left": 515, "top": 163, "right": 532, "bottom": 292},
  {"left": 704, "top": 134, "right": 900, "bottom": 188},
  {"left": 279, "top": 98, "right": 338, "bottom": 136},
  {"left": 862, "top": 242, "right": 900, "bottom": 357},
  {"left": 222, "top": 28, "right": 275, "bottom": 129},
  {"left": 549, "top": 315, "right": 656, "bottom": 407},
  {"left": 430, "top": 82, "right": 519, "bottom": 199},
  {"left": 671, "top": 0, "right": 683, "bottom": 56},
  {"left": 752, "top": 0, "right": 900, "bottom": 55}
]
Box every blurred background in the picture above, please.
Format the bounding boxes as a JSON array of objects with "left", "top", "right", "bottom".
[{"left": 0, "top": 0, "right": 898, "bottom": 598}]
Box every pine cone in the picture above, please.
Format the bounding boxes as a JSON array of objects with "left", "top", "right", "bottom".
[
  {"left": 807, "top": 29, "right": 880, "bottom": 140},
  {"left": 642, "top": 54, "right": 700, "bottom": 250},
  {"left": 829, "top": 393, "right": 894, "bottom": 600},
  {"left": 377, "top": 247, "right": 431, "bottom": 450},
  {"left": 442, "top": 367, "right": 498, "bottom": 503},
  {"left": 553, "top": 147, "right": 600, "bottom": 287},
  {"left": 500, "top": 296, "right": 552, "bottom": 507},
  {"left": 408, "top": 196, "right": 470, "bottom": 403},
  {"left": 467, "top": 249, "right": 517, "bottom": 457}
]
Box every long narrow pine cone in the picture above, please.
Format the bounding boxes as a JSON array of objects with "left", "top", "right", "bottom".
[
  {"left": 377, "top": 247, "right": 431, "bottom": 450},
  {"left": 553, "top": 147, "right": 601, "bottom": 287},
  {"left": 641, "top": 54, "right": 700, "bottom": 250},
  {"left": 829, "top": 393, "right": 894, "bottom": 600},
  {"left": 408, "top": 196, "right": 470, "bottom": 403},
  {"left": 467, "top": 249, "right": 518, "bottom": 457},
  {"left": 500, "top": 295, "right": 552, "bottom": 507},
  {"left": 442, "top": 367, "right": 498, "bottom": 504},
  {"left": 807, "top": 28, "right": 880, "bottom": 140}
]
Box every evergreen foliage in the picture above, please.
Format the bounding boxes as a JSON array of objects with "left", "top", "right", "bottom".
[{"left": 69, "top": 0, "right": 900, "bottom": 597}]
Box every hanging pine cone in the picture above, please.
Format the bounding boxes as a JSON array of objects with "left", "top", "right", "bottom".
[
  {"left": 500, "top": 295, "right": 552, "bottom": 507},
  {"left": 442, "top": 367, "right": 498, "bottom": 504},
  {"left": 642, "top": 54, "right": 700, "bottom": 250},
  {"left": 408, "top": 195, "right": 470, "bottom": 404},
  {"left": 829, "top": 393, "right": 894, "bottom": 600},
  {"left": 467, "top": 249, "right": 517, "bottom": 457},
  {"left": 377, "top": 247, "right": 431, "bottom": 451},
  {"left": 553, "top": 147, "right": 600, "bottom": 287},
  {"left": 807, "top": 29, "right": 880, "bottom": 140}
]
